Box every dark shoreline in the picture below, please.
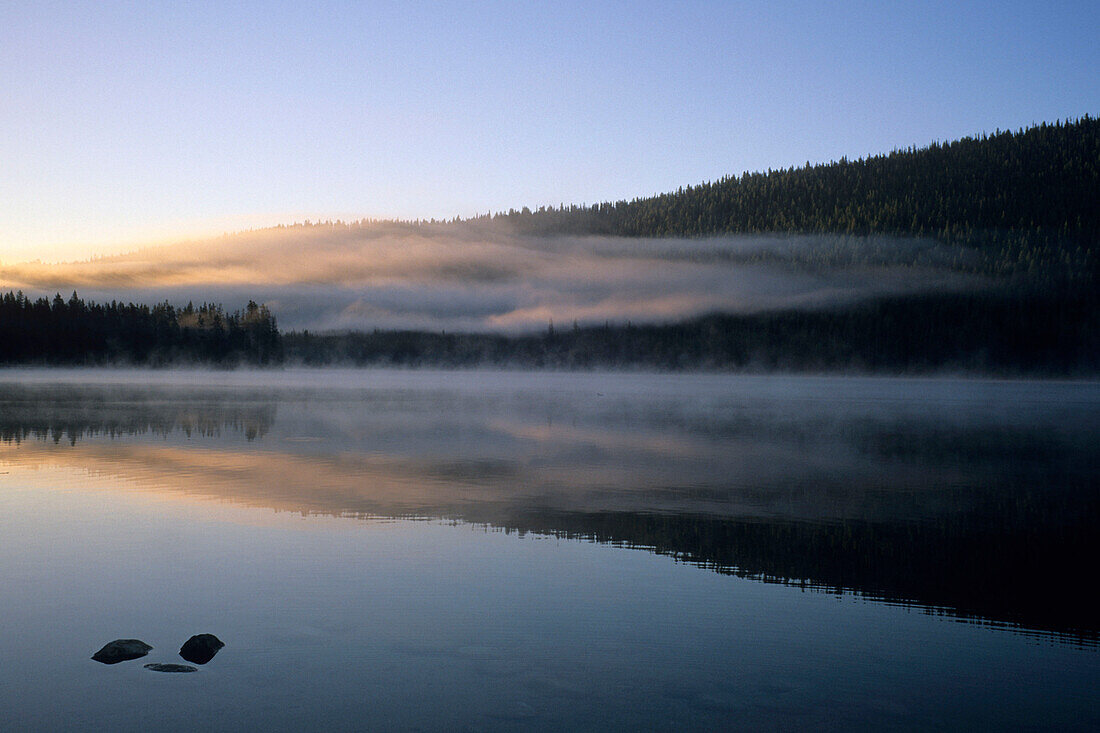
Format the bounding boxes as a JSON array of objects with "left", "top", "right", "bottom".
[{"left": 282, "top": 286, "right": 1099, "bottom": 376}]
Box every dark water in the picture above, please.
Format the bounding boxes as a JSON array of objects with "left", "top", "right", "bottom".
[{"left": 0, "top": 369, "right": 1098, "bottom": 731}]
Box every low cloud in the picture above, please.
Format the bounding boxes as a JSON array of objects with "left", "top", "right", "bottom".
[{"left": 0, "top": 223, "right": 983, "bottom": 332}]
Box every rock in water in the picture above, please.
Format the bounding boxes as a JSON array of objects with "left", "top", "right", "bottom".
[
  {"left": 91, "top": 639, "right": 153, "bottom": 665},
  {"left": 144, "top": 663, "right": 197, "bottom": 673},
  {"left": 179, "top": 633, "right": 225, "bottom": 664}
]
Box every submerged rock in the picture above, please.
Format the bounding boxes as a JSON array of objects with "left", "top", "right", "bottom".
[
  {"left": 144, "top": 663, "right": 197, "bottom": 673},
  {"left": 91, "top": 639, "right": 153, "bottom": 665},
  {"left": 179, "top": 633, "right": 225, "bottom": 665}
]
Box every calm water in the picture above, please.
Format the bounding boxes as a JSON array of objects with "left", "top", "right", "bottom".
[{"left": 0, "top": 369, "right": 1098, "bottom": 731}]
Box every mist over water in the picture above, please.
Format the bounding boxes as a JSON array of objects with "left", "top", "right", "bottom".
[
  {"left": 1, "top": 370, "right": 1098, "bottom": 730},
  {"left": 0, "top": 225, "right": 982, "bottom": 332},
  {"left": 3, "top": 368, "right": 1098, "bottom": 636}
]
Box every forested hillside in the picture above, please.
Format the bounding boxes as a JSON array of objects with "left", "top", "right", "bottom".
[
  {"left": 284, "top": 117, "right": 1099, "bottom": 374},
  {"left": 489, "top": 116, "right": 1098, "bottom": 248},
  {"left": 269, "top": 117, "right": 1097, "bottom": 278},
  {"left": 3, "top": 118, "right": 1097, "bottom": 372}
]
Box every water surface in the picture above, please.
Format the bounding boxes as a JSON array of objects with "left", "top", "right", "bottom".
[{"left": 1, "top": 369, "right": 1098, "bottom": 730}]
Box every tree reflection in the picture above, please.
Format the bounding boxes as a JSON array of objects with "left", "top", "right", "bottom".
[{"left": 1, "top": 380, "right": 1096, "bottom": 646}]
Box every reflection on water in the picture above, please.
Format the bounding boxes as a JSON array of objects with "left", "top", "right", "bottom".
[
  {"left": 0, "top": 387, "right": 275, "bottom": 445},
  {"left": 2, "top": 372, "right": 1098, "bottom": 644}
]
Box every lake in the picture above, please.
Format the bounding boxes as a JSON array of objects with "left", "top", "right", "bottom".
[{"left": 1, "top": 369, "right": 1098, "bottom": 731}]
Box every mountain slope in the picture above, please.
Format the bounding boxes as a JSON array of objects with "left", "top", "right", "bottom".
[{"left": 490, "top": 116, "right": 1099, "bottom": 247}]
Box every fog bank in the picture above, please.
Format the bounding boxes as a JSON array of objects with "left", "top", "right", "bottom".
[{"left": 1, "top": 224, "right": 983, "bottom": 332}]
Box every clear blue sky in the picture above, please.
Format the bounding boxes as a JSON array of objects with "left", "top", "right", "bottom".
[{"left": 1, "top": 0, "right": 1097, "bottom": 262}]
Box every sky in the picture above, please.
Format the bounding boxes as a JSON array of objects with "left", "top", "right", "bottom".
[{"left": 1, "top": 0, "right": 1098, "bottom": 265}]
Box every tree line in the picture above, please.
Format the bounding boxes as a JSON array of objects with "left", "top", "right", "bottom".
[
  {"left": 283, "top": 283, "right": 1098, "bottom": 375},
  {"left": 6, "top": 283, "right": 1094, "bottom": 373},
  {"left": 0, "top": 291, "right": 282, "bottom": 366}
]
